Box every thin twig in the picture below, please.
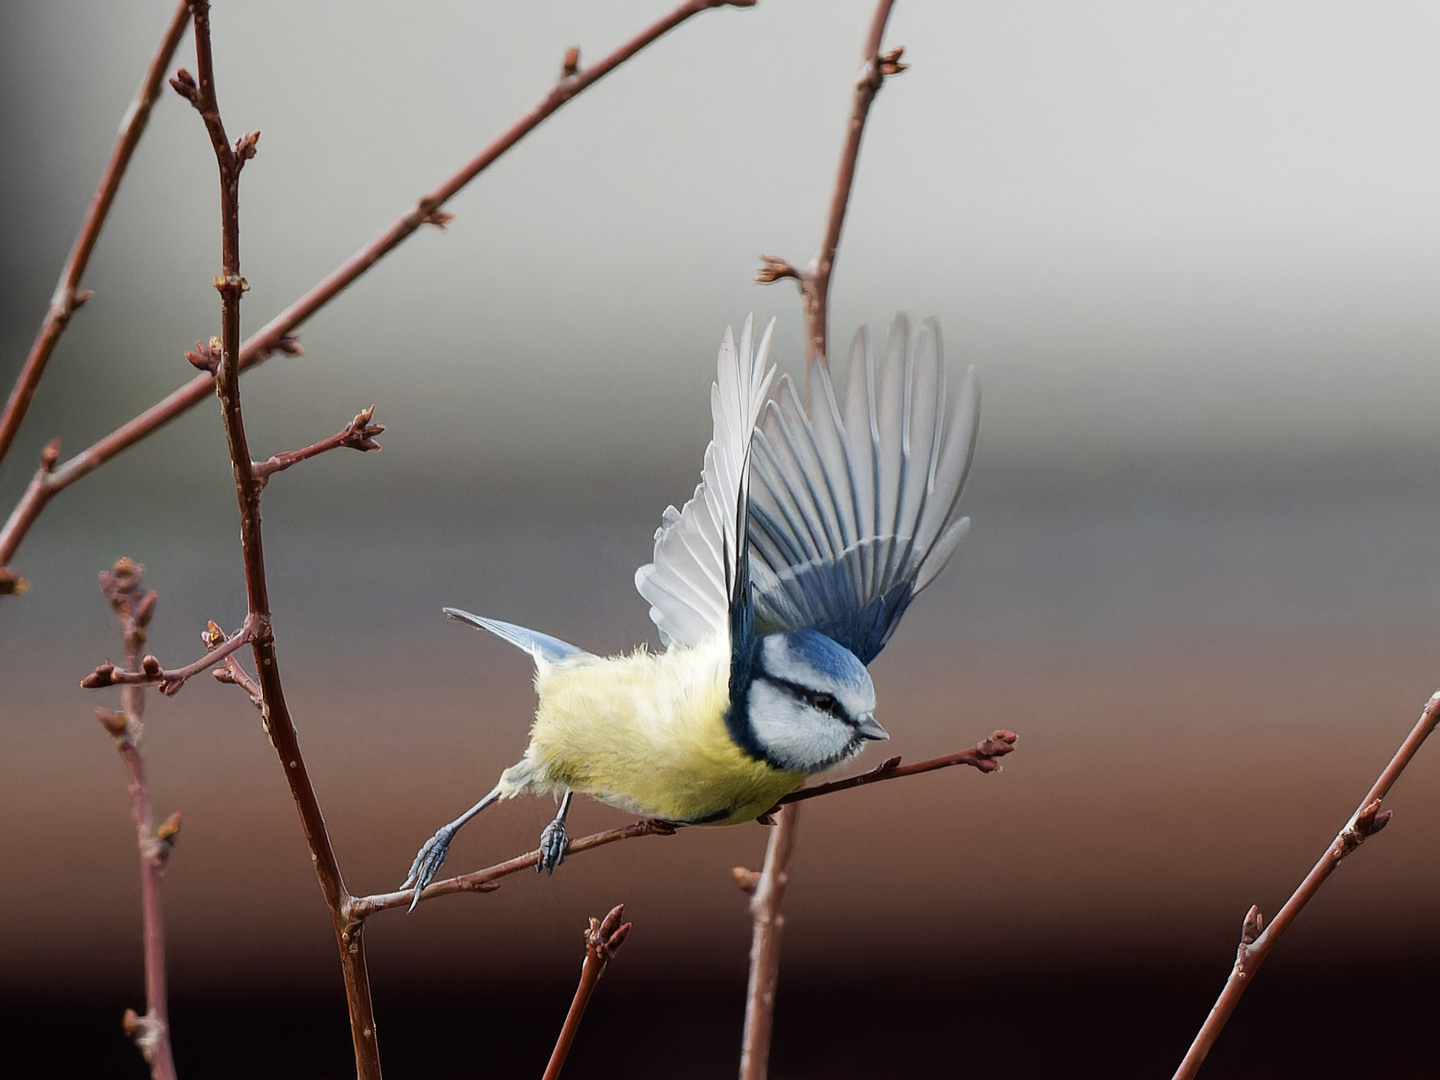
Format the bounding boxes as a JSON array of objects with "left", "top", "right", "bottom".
[
  {"left": 95, "top": 558, "right": 179, "bottom": 1080},
  {"left": 542, "top": 905, "right": 633, "bottom": 1080},
  {"left": 737, "top": 804, "right": 800, "bottom": 1080},
  {"left": 347, "top": 820, "right": 676, "bottom": 918},
  {"left": 755, "top": 0, "right": 904, "bottom": 370},
  {"left": 251, "top": 405, "right": 383, "bottom": 481},
  {"left": 81, "top": 613, "right": 258, "bottom": 695},
  {"left": 1171, "top": 688, "right": 1440, "bottom": 1079},
  {"left": 349, "top": 729, "right": 1016, "bottom": 921},
  {"left": 177, "top": 4, "right": 381, "bottom": 1074},
  {"left": 0, "top": 0, "right": 755, "bottom": 583},
  {"left": 0, "top": 0, "right": 192, "bottom": 467},
  {"left": 777, "top": 729, "right": 1018, "bottom": 806}
]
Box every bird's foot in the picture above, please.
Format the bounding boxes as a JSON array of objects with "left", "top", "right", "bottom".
[
  {"left": 537, "top": 818, "right": 568, "bottom": 875},
  {"left": 402, "top": 825, "right": 455, "bottom": 910}
]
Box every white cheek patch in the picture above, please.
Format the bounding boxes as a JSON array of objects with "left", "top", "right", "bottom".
[
  {"left": 758, "top": 635, "right": 877, "bottom": 718},
  {"left": 747, "top": 679, "right": 856, "bottom": 774}
]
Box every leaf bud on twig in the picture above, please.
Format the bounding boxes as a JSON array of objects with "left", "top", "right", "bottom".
[
  {"left": 562, "top": 46, "right": 581, "bottom": 78},
  {"left": 168, "top": 67, "right": 198, "bottom": 104},
  {"left": 81, "top": 663, "right": 117, "bottom": 689},
  {"left": 95, "top": 707, "right": 129, "bottom": 738}
]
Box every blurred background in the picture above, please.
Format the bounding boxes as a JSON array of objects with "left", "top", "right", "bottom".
[{"left": 4, "top": 1, "right": 1440, "bottom": 1076}]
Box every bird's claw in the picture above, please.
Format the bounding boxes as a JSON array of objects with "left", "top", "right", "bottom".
[
  {"left": 402, "top": 826, "right": 455, "bottom": 910},
  {"left": 538, "top": 818, "right": 568, "bottom": 875}
]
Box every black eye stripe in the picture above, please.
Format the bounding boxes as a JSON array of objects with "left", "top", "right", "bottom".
[{"left": 757, "top": 676, "right": 848, "bottom": 721}]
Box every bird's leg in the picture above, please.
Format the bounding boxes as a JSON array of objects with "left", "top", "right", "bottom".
[
  {"left": 402, "top": 785, "right": 502, "bottom": 910},
  {"left": 537, "top": 789, "right": 574, "bottom": 875}
]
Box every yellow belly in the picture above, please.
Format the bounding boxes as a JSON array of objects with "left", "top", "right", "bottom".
[{"left": 512, "top": 637, "right": 804, "bottom": 825}]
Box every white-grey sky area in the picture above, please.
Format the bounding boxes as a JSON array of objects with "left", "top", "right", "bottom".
[{"left": 3, "top": 0, "right": 1440, "bottom": 500}]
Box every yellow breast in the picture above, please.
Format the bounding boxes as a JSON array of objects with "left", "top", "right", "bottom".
[{"left": 515, "top": 636, "right": 803, "bottom": 825}]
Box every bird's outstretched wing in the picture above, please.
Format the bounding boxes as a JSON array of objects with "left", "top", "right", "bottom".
[
  {"left": 635, "top": 317, "right": 777, "bottom": 649},
  {"left": 747, "top": 316, "right": 979, "bottom": 664}
]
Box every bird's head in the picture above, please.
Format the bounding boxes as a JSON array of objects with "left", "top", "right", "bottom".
[{"left": 742, "top": 628, "right": 887, "bottom": 774}]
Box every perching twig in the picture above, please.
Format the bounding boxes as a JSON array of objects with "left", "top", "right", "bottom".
[
  {"left": 176, "top": 4, "right": 382, "bottom": 1074},
  {"left": 0, "top": 0, "right": 192, "bottom": 467},
  {"left": 542, "top": 905, "right": 634, "bottom": 1080},
  {"left": 1171, "top": 688, "right": 1440, "bottom": 1079},
  {"left": 777, "top": 730, "right": 1018, "bottom": 807},
  {"left": 0, "top": 0, "right": 757, "bottom": 588},
  {"left": 94, "top": 558, "right": 179, "bottom": 1080},
  {"left": 755, "top": 0, "right": 904, "bottom": 370},
  {"left": 349, "top": 729, "right": 1016, "bottom": 920}
]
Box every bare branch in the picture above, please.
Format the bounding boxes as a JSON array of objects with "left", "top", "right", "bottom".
[
  {"left": 776, "top": 729, "right": 1019, "bottom": 807},
  {"left": 738, "top": 804, "right": 800, "bottom": 1080},
  {"left": 0, "top": 0, "right": 192, "bottom": 466},
  {"left": 93, "top": 558, "right": 179, "bottom": 1080},
  {"left": 350, "top": 728, "right": 1015, "bottom": 920},
  {"left": 179, "top": 3, "right": 381, "bottom": 1073},
  {"left": 81, "top": 614, "right": 258, "bottom": 696},
  {"left": 251, "top": 406, "right": 384, "bottom": 481},
  {"left": 0, "top": 0, "right": 759, "bottom": 585},
  {"left": 542, "top": 905, "right": 633, "bottom": 1080},
  {"left": 755, "top": 0, "right": 902, "bottom": 369},
  {"left": 1171, "top": 687, "right": 1439, "bottom": 1079}
]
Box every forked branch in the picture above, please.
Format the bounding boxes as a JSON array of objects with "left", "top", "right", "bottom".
[
  {"left": 0, "top": 0, "right": 757, "bottom": 586},
  {"left": 755, "top": 0, "right": 904, "bottom": 369},
  {"left": 1171, "top": 687, "right": 1440, "bottom": 1079}
]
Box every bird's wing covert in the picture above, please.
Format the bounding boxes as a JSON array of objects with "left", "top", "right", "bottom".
[
  {"left": 636, "top": 317, "right": 776, "bottom": 649},
  {"left": 747, "top": 316, "right": 979, "bottom": 664}
]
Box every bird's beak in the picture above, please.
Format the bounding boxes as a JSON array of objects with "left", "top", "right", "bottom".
[{"left": 853, "top": 713, "right": 889, "bottom": 741}]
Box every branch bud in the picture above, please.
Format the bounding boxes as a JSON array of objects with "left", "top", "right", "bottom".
[
  {"left": 185, "top": 338, "right": 220, "bottom": 373},
  {"left": 169, "top": 67, "right": 199, "bottom": 104},
  {"left": 157, "top": 810, "right": 183, "bottom": 845},
  {"left": 95, "top": 707, "right": 129, "bottom": 738},
  {"left": 234, "top": 130, "right": 261, "bottom": 161},
  {"left": 879, "top": 46, "right": 908, "bottom": 77},
  {"left": 275, "top": 335, "right": 305, "bottom": 356},
  {"left": 41, "top": 438, "right": 62, "bottom": 471},
  {"left": 133, "top": 590, "right": 159, "bottom": 629},
  {"left": 141, "top": 655, "right": 162, "bottom": 676},
  {"left": 0, "top": 569, "right": 27, "bottom": 596},
  {"left": 562, "top": 45, "right": 581, "bottom": 78},
  {"left": 81, "top": 663, "right": 117, "bottom": 689},
  {"left": 731, "top": 866, "right": 761, "bottom": 894}
]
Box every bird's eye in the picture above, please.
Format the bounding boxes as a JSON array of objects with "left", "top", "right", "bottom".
[{"left": 808, "top": 691, "right": 838, "bottom": 713}]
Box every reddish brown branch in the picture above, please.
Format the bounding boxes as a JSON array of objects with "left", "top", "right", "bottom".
[
  {"left": 81, "top": 613, "right": 258, "bottom": 695},
  {"left": 94, "top": 559, "right": 178, "bottom": 1080},
  {"left": 251, "top": 406, "right": 383, "bottom": 481},
  {"left": 1171, "top": 688, "right": 1439, "bottom": 1079},
  {"left": 212, "top": 651, "right": 265, "bottom": 709},
  {"left": 0, "top": 0, "right": 756, "bottom": 585},
  {"left": 347, "top": 819, "right": 676, "bottom": 918},
  {"left": 0, "top": 0, "right": 192, "bottom": 467},
  {"left": 179, "top": 4, "right": 381, "bottom": 1075},
  {"left": 776, "top": 729, "right": 1018, "bottom": 807},
  {"left": 754, "top": 0, "right": 902, "bottom": 369},
  {"left": 738, "top": 804, "right": 800, "bottom": 1080},
  {"left": 542, "top": 905, "right": 633, "bottom": 1080}
]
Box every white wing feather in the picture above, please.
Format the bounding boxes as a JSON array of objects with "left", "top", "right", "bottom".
[{"left": 636, "top": 317, "right": 776, "bottom": 649}]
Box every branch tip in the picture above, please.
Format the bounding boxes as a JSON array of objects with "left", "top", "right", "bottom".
[{"left": 755, "top": 254, "right": 800, "bottom": 284}]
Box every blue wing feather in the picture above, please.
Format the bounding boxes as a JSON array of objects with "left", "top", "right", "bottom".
[{"left": 746, "top": 317, "right": 979, "bottom": 664}]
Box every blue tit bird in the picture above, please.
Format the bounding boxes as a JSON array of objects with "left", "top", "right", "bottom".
[{"left": 402, "top": 314, "right": 980, "bottom": 907}]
